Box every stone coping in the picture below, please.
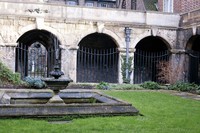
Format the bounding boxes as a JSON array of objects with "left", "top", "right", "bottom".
[{"left": 0, "top": 89, "right": 139, "bottom": 117}]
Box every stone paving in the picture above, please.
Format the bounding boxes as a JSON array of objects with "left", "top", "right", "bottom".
[
  {"left": 172, "top": 92, "right": 200, "bottom": 101},
  {"left": 158, "top": 90, "right": 200, "bottom": 101}
]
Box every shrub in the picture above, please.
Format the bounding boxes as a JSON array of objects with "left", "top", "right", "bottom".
[
  {"left": 168, "top": 81, "right": 198, "bottom": 92},
  {"left": 0, "top": 61, "right": 22, "bottom": 85},
  {"left": 96, "top": 82, "right": 110, "bottom": 90},
  {"left": 24, "top": 76, "right": 46, "bottom": 89},
  {"left": 157, "top": 61, "right": 184, "bottom": 84},
  {"left": 110, "top": 84, "right": 143, "bottom": 90},
  {"left": 140, "top": 81, "right": 160, "bottom": 90}
]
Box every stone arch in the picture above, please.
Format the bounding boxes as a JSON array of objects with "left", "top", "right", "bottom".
[
  {"left": 134, "top": 35, "right": 172, "bottom": 50},
  {"left": 18, "top": 24, "right": 66, "bottom": 47},
  {"left": 76, "top": 32, "right": 119, "bottom": 83},
  {"left": 133, "top": 36, "right": 171, "bottom": 84},
  {"left": 101, "top": 29, "right": 123, "bottom": 48},
  {"left": 76, "top": 29, "right": 122, "bottom": 49},
  {"left": 16, "top": 29, "right": 62, "bottom": 79},
  {"left": 186, "top": 34, "right": 200, "bottom": 84}
]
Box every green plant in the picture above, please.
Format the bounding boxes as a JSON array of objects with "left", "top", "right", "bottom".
[
  {"left": 121, "top": 55, "right": 133, "bottom": 83},
  {"left": 0, "top": 61, "right": 22, "bottom": 85},
  {"left": 24, "top": 76, "right": 46, "bottom": 89},
  {"left": 96, "top": 82, "right": 110, "bottom": 90},
  {"left": 168, "top": 81, "right": 199, "bottom": 92},
  {"left": 110, "top": 84, "right": 143, "bottom": 90},
  {"left": 140, "top": 81, "right": 160, "bottom": 90}
]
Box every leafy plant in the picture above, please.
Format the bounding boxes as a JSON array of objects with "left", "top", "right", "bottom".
[
  {"left": 121, "top": 55, "right": 133, "bottom": 83},
  {"left": 96, "top": 82, "right": 110, "bottom": 90},
  {"left": 140, "top": 81, "right": 160, "bottom": 90},
  {"left": 24, "top": 76, "right": 46, "bottom": 89},
  {"left": 168, "top": 81, "right": 198, "bottom": 92},
  {"left": 110, "top": 84, "right": 143, "bottom": 90},
  {"left": 0, "top": 61, "right": 22, "bottom": 85}
]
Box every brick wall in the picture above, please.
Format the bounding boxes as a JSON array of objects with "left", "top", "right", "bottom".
[
  {"left": 157, "top": 0, "right": 163, "bottom": 12},
  {"left": 173, "top": 0, "right": 181, "bottom": 13},
  {"left": 181, "top": 0, "right": 200, "bottom": 13},
  {"left": 158, "top": 0, "right": 200, "bottom": 13}
]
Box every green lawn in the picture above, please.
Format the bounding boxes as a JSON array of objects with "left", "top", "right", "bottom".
[{"left": 0, "top": 91, "right": 200, "bottom": 133}]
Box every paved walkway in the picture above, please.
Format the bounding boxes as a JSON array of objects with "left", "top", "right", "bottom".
[
  {"left": 159, "top": 90, "right": 200, "bottom": 101},
  {"left": 172, "top": 92, "right": 200, "bottom": 101}
]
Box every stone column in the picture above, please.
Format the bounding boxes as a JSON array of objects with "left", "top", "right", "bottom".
[
  {"left": 79, "top": 0, "right": 85, "bottom": 6},
  {"left": 0, "top": 44, "right": 17, "bottom": 72},
  {"left": 170, "top": 49, "right": 186, "bottom": 83},
  {"left": 118, "top": 48, "right": 124, "bottom": 84},
  {"left": 68, "top": 47, "right": 78, "bottom": 82},
  {"left": 118, "top": 48, "right": 134, "bottom": 84}
]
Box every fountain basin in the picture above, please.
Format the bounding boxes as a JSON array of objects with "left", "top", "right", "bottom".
[
  {"left": 0, "top": 89, "right": 139, "bottom": 117},
  {"left": 42, "top": 78, "right": 73, "bottom": 91}
]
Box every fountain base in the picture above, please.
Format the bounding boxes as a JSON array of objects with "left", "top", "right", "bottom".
[
  {"left": 0, "top": 89, "right": 139, "bottom": 117},
  {"left": 48, "top": 95, "right": 65, "bottom": 104}
]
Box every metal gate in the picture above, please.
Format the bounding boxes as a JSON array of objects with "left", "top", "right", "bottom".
[
  {"left": 133, "top": 50, "right": 170, "bottom": 84},
  {"left": 15, "top": 42, "right": 57, "bottom": 79},
  {"left": 77, "top": 46, "right": 119, "bottom": 83},
  {"left": 189, "top": 51, "right": 200, "bottom": 84}
]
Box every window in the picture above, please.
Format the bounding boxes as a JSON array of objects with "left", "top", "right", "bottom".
[
  {"left": 98, "top": 2, "right": 115, "bottom": 8},
  {"left": 66, "top": 0, "right": 77, "bottom": 6},
  {"left": 85, "top": 2, "right": 94, "bottom": 7},
  {"left": 132, "top": 0, "right": 136, "bottom": 10},
  {"left": 163, "top": 0, "right": 173, "bottom": 12}
]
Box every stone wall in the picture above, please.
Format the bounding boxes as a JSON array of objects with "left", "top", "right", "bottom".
[{"left": 0, "top": 1, "right": 196, "bottom": 83}]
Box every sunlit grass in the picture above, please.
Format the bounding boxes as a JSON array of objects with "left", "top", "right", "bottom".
[{"left": 0, "top": 91, "right": 200, "bottom": 133}]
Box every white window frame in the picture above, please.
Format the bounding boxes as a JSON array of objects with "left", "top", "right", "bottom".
[
  {"left": 85, "top": 2, "right": 94, "bottom": 7},
  {"left": 163, "top": 0, "right": 173, "bottom": 13},
  {"left": 66, "top": 1, "right": 77, "bottom": 6}
]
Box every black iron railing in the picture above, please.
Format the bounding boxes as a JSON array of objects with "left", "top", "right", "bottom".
[
  {"left": 77, "top": 46, "right": 119, "bottom": 83},
  {"left": 134, "top": 49, "right": 170, "bottom": 84}
]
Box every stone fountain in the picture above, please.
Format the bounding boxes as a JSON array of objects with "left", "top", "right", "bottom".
[{"left": 0, "top": 48, "right": 139, "bottom": 117}]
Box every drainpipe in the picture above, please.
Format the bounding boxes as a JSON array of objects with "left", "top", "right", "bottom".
[{"left": 124, "top": 27, "right": 131, "bottom": 81}]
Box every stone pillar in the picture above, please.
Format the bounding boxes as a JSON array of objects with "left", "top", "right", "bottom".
[
  {"left": 118, "top": 48, "right": 134, "bottom": 84},
  {"left": 68, "top": 47, "right": 78, "bottom": 83},
  {"left": 0, "top": 45, "right": 17, "bottom": 72},
  {"left": 61, "top": 47, "right": 77, "bottom": 82},
  {"left": 126, "top": 0, "right": 132, "bottom": 10},
  {"left": 170, "top": 49, "right": 186, "bottom": 83},
  {"left": 79, "top": 0, "right": 85, "bottom": 6},
  {"left": 118, "top": 48, "right": 124, "bottom": 84}
]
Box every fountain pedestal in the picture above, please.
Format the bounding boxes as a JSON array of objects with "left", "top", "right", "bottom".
[{"left": 42, "top": 78, "right": 73, "bottom": 104}]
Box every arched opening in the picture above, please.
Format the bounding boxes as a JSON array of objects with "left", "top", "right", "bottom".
[
  {"left": 134, "top": 36, "right": 170, "bottom": 83},
  {"left": 187, "top": 35, "right": 200, "bottom": 84},
  {"left": 77, "top": 33, "right": 119, "bottom": 83},
  {"left": 16, "top": 30, "right": 61, "bottom": 79}
]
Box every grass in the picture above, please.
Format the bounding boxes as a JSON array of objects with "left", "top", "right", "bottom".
[{"left": 0, "top": 91, "right": 200, "bottom": 133}]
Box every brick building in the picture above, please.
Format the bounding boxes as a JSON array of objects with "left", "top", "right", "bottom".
[{"left": 158, "top": 0, "right": 200, "bottom": 13}]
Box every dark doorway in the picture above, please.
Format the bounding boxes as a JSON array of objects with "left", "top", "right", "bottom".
[
  {"left": 16, "top": 30, "right": 61, "bottom": 79},
  {"left": 77, "top": 33, "right": 119, "bottom": 83},
  {"left": 187, "top": 35, "right": 200, "bottom": 84},
  {"left": 134, "top": 36, "right": 170, "bottom": 83}
]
